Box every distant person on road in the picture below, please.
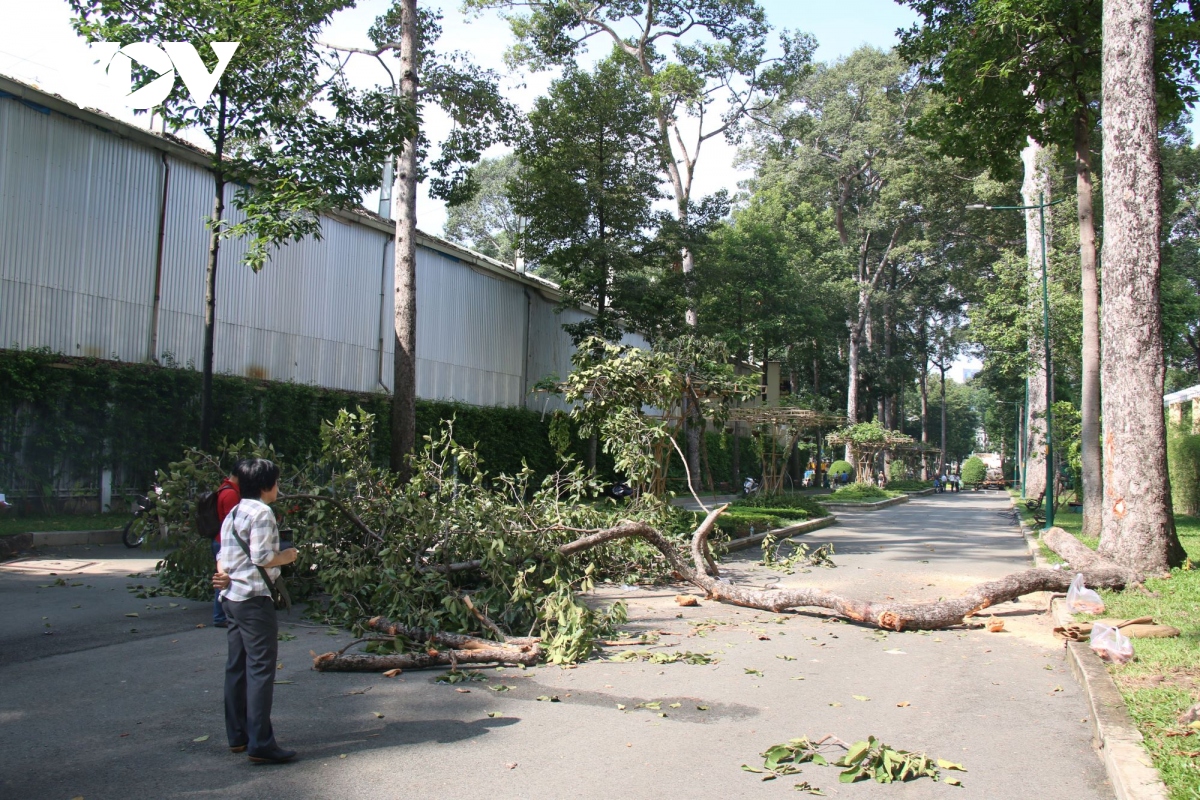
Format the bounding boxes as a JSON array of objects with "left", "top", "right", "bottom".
[{"left": 212, "top": 458, "right": 298, "bottom": 765}]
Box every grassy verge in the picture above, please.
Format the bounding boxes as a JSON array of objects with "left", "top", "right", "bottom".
[
  {"left": 1007, "top": 489, "right": 1200, "bottom": 797},
  {"left": 1091, "top": 518, "right": 1199, "bottom": 800},
  {"left": 825, "top": 483, "right": 903, "bottom": 503},
  {"left": 0, "top": 512, "right": 126, "bottom": 537},
  {"left": 887, "top": 479, "right": 933, "bottom": 492}
]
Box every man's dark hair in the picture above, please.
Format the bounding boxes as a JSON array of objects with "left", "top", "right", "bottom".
[{"left": 234, "top": 458, "right": 280, "bottom": 499}]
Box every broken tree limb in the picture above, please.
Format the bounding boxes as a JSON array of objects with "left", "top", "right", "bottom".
[
  {"left": 312, "top": 645, "right": 540, "bottom": 672},
  {"left": 312, "top": 616, "right": 542, "bottom": 672},
  {"left": 543, "top": 505, "right": 1139, "bottom": 632},
  {"left": 314, "top": 507, "right": 1145, "bottom": 673}
]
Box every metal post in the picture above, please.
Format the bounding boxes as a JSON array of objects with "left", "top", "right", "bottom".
[
  {"left": 1022, "top": 377, "right": 1029, "bottom": 498},
  {"left": 1039, "top": 193, "right": 1054, "bottom": 529}
]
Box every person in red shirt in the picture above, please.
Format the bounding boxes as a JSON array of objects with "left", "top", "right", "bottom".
[{"left": 212, "top": 475, "right": 240, "bottom": 627}]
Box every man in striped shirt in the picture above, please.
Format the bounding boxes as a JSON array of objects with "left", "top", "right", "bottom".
[{"left": 214, "top": 458, "right": 297, "bottom": 764}]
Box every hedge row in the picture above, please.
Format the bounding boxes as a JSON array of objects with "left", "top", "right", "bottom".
[
  {"left": 1168, "top": 423, "right": 1200, "bottom": 517},
  {"left": 0, "top": 348, "right": 562, "bottom": 500}
]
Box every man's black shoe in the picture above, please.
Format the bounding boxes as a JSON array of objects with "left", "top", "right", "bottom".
[
  {"left": 248, "top": 747, "right": 296, "bottom": 764},
  {"left": 213, "top": 621, "right": 228, "bottom": 628}
]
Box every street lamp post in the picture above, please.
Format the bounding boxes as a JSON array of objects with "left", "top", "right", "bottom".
[{"left": 967, "top": 194, "right": 1065, "bottom": 530}]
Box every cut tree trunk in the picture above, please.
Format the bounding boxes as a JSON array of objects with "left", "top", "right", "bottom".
[
  {"left": 389, "top": 0, "right": 419, "bottom": 480},
  {"left": 1097, "top": 0, "right": 1186, "bottom": 573},
  {"left": 1076, "top": 111, "right": 1103, "bottom": 541}
]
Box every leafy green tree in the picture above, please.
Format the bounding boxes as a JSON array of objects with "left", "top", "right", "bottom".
[
  {"left": 961, "top": 455, "right": 986, "bottom": 486},
  {"left": 896, "top": 0, "right": 1200, "bottom": 538},
  {"left": 71, "top": 0, "right": 416, "bottom": 450},
  {"left": 511, "top": 54, "right": 664, "bottom": 342},
  {"left": 443, "top": 154, "right": 523, "bottom": 264},
  {"left": 466, "top": 0, "right": 815, "bottom": 326},
  {"left": 323, "top": 3, "right": 516, "bottom": 475},
  {"left": 1161, "top": 123, "right": 1200, "bottom": 387}
]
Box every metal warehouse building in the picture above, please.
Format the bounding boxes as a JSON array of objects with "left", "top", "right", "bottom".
[{"left": 0, "top": 75, "right": 632, "bottom": 410}]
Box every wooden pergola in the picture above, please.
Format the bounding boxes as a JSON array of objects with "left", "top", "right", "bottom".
[
  {"left": 825, "top": 429, "right": 915, "bottom": 483},
  {"left": 729, "top": 407, "right": 846, "bottom": 494}
]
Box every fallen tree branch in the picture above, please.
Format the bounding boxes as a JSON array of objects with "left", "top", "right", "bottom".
[
  {"left": 552, "top": 508, "right": 1141, "bottom": 632},
  {"left": 312, "top": 616, "right": 542, "bottom": 672},
  {"left": 281, "top": 493, "right": 382, "bottom": 543},
  {"left": 313, "top": 515, "right": 1143, "bottom": 673}
]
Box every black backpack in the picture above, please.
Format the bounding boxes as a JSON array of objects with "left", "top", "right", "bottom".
[{"left": 196, "top": 489, "right": 224, "bottom": 539}]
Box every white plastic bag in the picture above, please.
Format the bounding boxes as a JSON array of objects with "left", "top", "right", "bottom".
[
  {"left": 1067, "top": 573, "right": 1105, "bottom": 615},
  {"left": 1090, "top": 623, "right": 1135, "bottom": 664}
]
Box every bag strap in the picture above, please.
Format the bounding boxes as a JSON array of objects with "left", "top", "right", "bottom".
[{"left": 227, "top": 506, "right": 288, "bottom": 609}]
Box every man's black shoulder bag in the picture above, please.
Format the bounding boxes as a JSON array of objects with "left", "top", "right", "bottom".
[{"left": 227, "top": 508, "right": 292, "bottom": 612}]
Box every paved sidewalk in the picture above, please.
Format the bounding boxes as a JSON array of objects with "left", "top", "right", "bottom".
[{"left": 0, "top": 491, "right": 1111, "bottom": 799}]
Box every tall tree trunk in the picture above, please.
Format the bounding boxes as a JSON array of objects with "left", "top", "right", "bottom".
[
  {"left": 1020, "top": 138, "right": 1052, "bottom": 498},
  {"left": 199, "top": 91, "right": 227, "bottom": 452},
  {"left": 1075, "top": 111, "right": 1104, "bottom": 539},
  {"left": 919, "top": 321, "right": 930, "bottom": 480},
  {"left": 938, "top": 364, "right": 948, "bottom": 476},
  {"left": 1097, "top": 0, "right": 1185, "bottom": 573},
  {"left": 389, "top": 0, "right": 419, "bottom": 479}
]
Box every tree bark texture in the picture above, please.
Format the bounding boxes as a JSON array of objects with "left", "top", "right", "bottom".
[
  {"left": 1097, "top": 0, "right": 1186, "bottom": 573},
  {"left": 389, "top": 0, "right": 419, "bottom": 480},
  {"left": 1076, "top": 113, "right": 1104, "bottom": 540},
  {"left": 1020, "top": 138, "right": 1052, "bottom": 499},
  {"left": 199, "top": 92, "right": 227, "bottom": 452}
]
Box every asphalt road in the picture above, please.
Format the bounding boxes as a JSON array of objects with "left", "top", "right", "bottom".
[{"left": 0, "top": 491, "right": 1112, "bottom": 800}]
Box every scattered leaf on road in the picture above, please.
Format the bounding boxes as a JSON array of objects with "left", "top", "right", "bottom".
[
  {"left": 125, "top": 613, "right": 138, "bottom": 618},
  {"left": 897, "top": 701, "right": 911, "bottom": 707},
  {"left": 192, "top": 735, "right": 209, "bottom": 742},
  {"left": 829, "top": 702, "right": 842, "bottom": 707},
  {"left": 536, "top": 695, "right": 560, "bottom": 702},
  {"left": 373, "top": 712, "right": 384, "bottom": 718},
  {"left": 745, "top": 668, "right": 763, "bottom": 676},
  {"left": 697, "top": 705, "right": 709, "bottom": 710},
  {"left": 382, "top": 669, "right": 402, "bottom": 678},
  {"left": 669, "top": 702, "right": 681, "bottom": 708},
  {"left": 852, "top": 695, "right": 871, "bottom": 702}
]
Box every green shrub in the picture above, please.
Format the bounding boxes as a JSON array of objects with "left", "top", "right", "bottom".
[
  {"left": 828, "top": 483, "right": 898, "bottom": 502},
  {"left": 886, "top": 479, "right": 932, "bottom": 492},
  {"left": 1168, "top": 424, "right": 1200, "bottom": 516},
  {"left": 888, "top": 459, "right": 908, "bottom": 481},
  {"left": 961, "top": 456, "right": 987, "bottom": 486},
  {"left": 0, "top": 348, "right": 564, "bottom": 507},
  {"left": 827, "top": 460, "right": 854, "bottom": 482},
  {"left": 735, "top": 492, "right": 827, "bottom": 518}
]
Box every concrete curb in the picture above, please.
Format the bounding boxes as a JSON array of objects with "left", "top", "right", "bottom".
[
  {"left": 1011, "top": 499, "right": 1170, "bottom": 800},
  {"left": 902, "top": 487, "right": 936, "bottom": 497},
  {"left": 29, "top": 529, "right": 124, "bottom": 547},
  {"left": 821, "top": 494, "right": 909, "bottom": 513},
  {"left": 725, "top": 515, "right": 838, "bottom": 553}
]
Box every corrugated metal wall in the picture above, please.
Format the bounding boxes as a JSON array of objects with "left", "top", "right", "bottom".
[{"left": 0, "top": 84, "right": 604, "bottom": 408}]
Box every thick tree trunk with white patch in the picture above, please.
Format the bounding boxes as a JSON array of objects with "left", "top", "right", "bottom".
[
  {"left": 1097, "top": 0, "right": 1186, "bottom": 573},
  {"left": 1021, "top": 139, "right": 1052, "bottom": 499}
]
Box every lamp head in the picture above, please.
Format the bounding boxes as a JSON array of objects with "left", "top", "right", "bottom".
[{"left": 965, "top": 204, "right": 989, "bottom": 211}]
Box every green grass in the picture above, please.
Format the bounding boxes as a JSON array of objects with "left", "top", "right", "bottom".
[
  {"left": 1010, "top": 488, "right": 1200, "bottom": 798},
  {"left": 0, "top": 511, "right": 127, "bottom": 537},
  {"left": 887, "top": 479, "right": 933, "bottom": 492},
  {"left": 733, "top": 492, "right": 828, "bottom": 519},
  {"left": 825, "top": 483, "right": 903, "bottom": 503},
  {"left": 1091, "top": 517, "right": 1200, "bottom": 800}
]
